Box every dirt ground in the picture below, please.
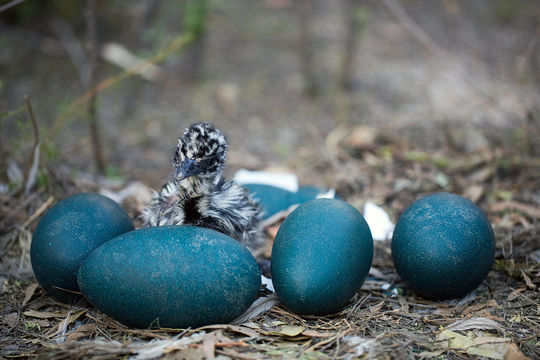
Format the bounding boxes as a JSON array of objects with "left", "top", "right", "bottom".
[{"left": 1, "top": 0, "right": 539, "bottom": 358}]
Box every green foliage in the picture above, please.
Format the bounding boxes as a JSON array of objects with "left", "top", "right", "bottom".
[
  {"left": 354, "top": 5, "right": 370, "bottom": 33},
  {"left": 24, "top": 322, "right": 41, "bottom": 332},
  {"left": 105, "top": 165, "right": 123, "bottom": 181},
  {"left": 272, "top": 143, "right": 292, "bottom": 158},
  {"left": 404, "top": 150, "right": 428, "bottom": 162},
  {"left": 43, "top": 141, "right": 59, "bottom": 161},
  {"left": 432, "top": 155, "right": 450, "bottom": 169},
  {"left": 37, "top": 169, "right": 50, "bottom": 189},
  {"left": 377, "top": 146, "right": 394, "bottom": 163},
  {"left": 184, "top": 0, "right": 208, "bottom": 39},
  {"left": 493, "top": 0, "right": 520, "bottom": 24}
]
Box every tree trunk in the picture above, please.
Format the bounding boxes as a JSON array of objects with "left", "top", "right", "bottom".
[
  {"left": 86, "top": 0, "right": 106, "bottom": 175},
  {"left": 340, "top": 0, "right": 361, "bottom": 92},
  {"left": 296, "top": 0, "right": 318, "bottom": 97}
]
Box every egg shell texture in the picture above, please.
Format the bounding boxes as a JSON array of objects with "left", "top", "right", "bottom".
[
  {"left": 392, "top": 193, "right": 495, "bottom": 300},
  {"left": 271, "top": 199, "right": 373, "bottom": 315},
  {"left": 245, "top": 184, "right": 337, "bottom": 220},
  {"left": 293, "top": 185, "right": 337, "bottom": 203},
  {"left": 30, "top": 193, "right": 134, "bottom": 303},
  {"left": 77, "top": 226, "right": 261, "bottom": 329},
  {"left": 244, "top": 183, "right": 295, "bottom": 219}
]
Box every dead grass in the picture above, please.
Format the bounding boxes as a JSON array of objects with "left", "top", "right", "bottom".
[{"left": 1, "top": 125, "right": 539, "bottom": 359}]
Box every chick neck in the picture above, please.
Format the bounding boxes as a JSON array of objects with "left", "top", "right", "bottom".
[{"left": 175, "top": 171, "right": 222, "bottom": 196}]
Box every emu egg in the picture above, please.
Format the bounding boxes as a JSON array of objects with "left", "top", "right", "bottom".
[
  {"left": 244, "top": 184, "right": 295, "bottom": 219},
  {"left": 31, "top": 193, "right": 133, "bottom": 303},
  {"left": 392, "top": 193, "right": 495, "bottom": 300},
  {"left": 271, "top": 199, "right": 373, "bottom": 315},
  {"left": 77, "top": 226, "right": 261, "bottom": 329},
  {"left": 245, "top": 184, "right": 337, "bottom": 219}
]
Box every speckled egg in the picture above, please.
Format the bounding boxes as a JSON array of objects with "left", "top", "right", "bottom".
[
  {"left": 31, "top": 193, "right": 134, "bottom": 303},
  {"left": 243, "top": 184, "right": 295, "bottom": 219},
  {"left": 292, "top": 185, "right": 337, "bottom": 204},
  {"left": 245, "top": 184, "right": 337, "bottom": 220},
  {"left": 392, "top": 193, "right": 495, "bottom": 300},
  {"left": 77, "top": 226, "right": 261, "bottom": 329},
  {"left": 271, "top": 199, "right": 373, "bottom": 315}
]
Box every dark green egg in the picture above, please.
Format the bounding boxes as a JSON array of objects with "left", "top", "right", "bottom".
[
  {"left": 77, "top": 226, "right": 261, "bottom": 329},
  {"left": 244, "top": 184, "right": 296, "bottom": 219},
  {"left": 30, "top": 193, "right": 134, "bottom": 303},
  {"left": 292, "top": 185, "right": 337, "bottom": 204},
  {"left": 271, "top": 199, "right": 373, "bottom": 315},
  {"left": 392, "top": 193, "right": 495, "bottom": 300},
  {"left": 245, "top": 184, "right": 337, "bottom": 220}
]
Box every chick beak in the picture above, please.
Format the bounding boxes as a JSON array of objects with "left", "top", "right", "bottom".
[{"left": 175, "top": 158, "right": 201, "bottom": 181}]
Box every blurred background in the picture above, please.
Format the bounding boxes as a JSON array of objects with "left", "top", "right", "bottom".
[{"left": 0, "top": 0, "right": 539, "bottom": 199}]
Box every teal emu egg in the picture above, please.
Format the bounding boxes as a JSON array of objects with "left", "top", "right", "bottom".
[
  {"left": 77, "top": 226, "right": 261, "bottom": 329},
  {"left": 245, "top": 184, "right": 338, "bottom": 220},
  {"left": 392, "top": 193, "right": 495, "bottom": 300},
  {"left": 244, "top": 184, "right": 295, "bottom": 219},
  {"left": 31, "top": 193, "right": 134, "bottom": 303},
  {"left": 271, "top": 199, "right": 373, "bottom": 315}
]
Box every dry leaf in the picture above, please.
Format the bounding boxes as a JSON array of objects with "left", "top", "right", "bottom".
[
  {"left": 2, "top": 312, "right": 19, "bottom": 328},
  {"left": 417, "top": 349, "right": 445, "bottom": 358},
  {"left": 446, "top": 317, "right": 504, "bottom": 333},
  {"left": 22, "top": 283, "right": 39, "bottom": 307},
  {"left": 462, "top": 300, "right": 499, "bottom": 315},
  {"left": 131, "top": 332, "right": 206, "bottom": 360},
  {"left": 398, "top": 296, "right": 410, "bottom": 313},
  {"left": 470, "top": 167, "right": 494, "bottom": 183},
  {"left": 464, "top": 184, "right": 484, "bottom": 203},
  {"left": 201, "top": 332, "right": 217, "bottom": 359},
  {"left": 342, "top": 125, "right": 378, "bottom": 150},
  {"left": 436, "top": 330, "right": 529, "bottom": 359},
  {"left": 301, "top": 329, "right": 333, "bottom": 338},
  {"left": 245, "top": 321, "right": 306, "bottom": 337},
  {"left": 66, "top": 323, "right": 96, "bottom": 342},
  {"left": 266, "top": 325, "right": 306, "bottom": 337},
  {"left": 520, "top": 270, "right": 535, "bottom": 289},
  {"left": 344, "top": 335, "right": 381, "bottom": 356},
  {"left": 23, "top": 310, "right": 66, "bottom": 319},
  {"left": 197, "top": 324, "right": 258, "bottom": 338},
  {"left": 368, "top": 301, "right": 385, "bottom": 314},
  {"left": 490, "top": 201, "right": 540, "bottom": 219},
  {"left": 507, "top": 288, "right": 526, "bottom": 301}
]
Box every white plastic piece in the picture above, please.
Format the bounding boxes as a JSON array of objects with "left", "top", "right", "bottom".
[
  {"left": 261, "top": 275, "right": 275, "bottom": 292},
  {"left": 233, "top": 169, "right": 299, "bottom": 192},
  {"left": 363, "top": 201, "right": 395, "bottom": 241}
]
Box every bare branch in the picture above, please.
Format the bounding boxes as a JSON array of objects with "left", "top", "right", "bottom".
[
  {"left": 296, "top": 0, "right": 318, "bottom": 97},
  {"left": 46, "top": 33, "right": 194, "bottom": 141},
  {"left": 0, "top": 125, "right": 7, "bottom": 183},
  {"left": 23, "top": 95, "right": 40, "bottom": 194},
  {"left": 339, "top": 0, "right": 363, "bottom": 91},
  {"left": 0, "top": 0, "right": 26, "bottom": 13},
  {"left": 381, "top": 0, "right": 444, "bottom": 55},
  {"left": 86, "top": 0, "right": 106, "bottom": 175},
  {"left": 50, "top": 18, "right": 91, "bottom": 88}
]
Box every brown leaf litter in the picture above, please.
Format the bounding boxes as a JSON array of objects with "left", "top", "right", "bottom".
[{"left": 1, "top": 125, "right": 539, "bottom": 359}]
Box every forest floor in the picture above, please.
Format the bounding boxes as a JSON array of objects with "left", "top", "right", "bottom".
[{"left": 1, "top": 0, "right": 539, "bottom": 358}]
